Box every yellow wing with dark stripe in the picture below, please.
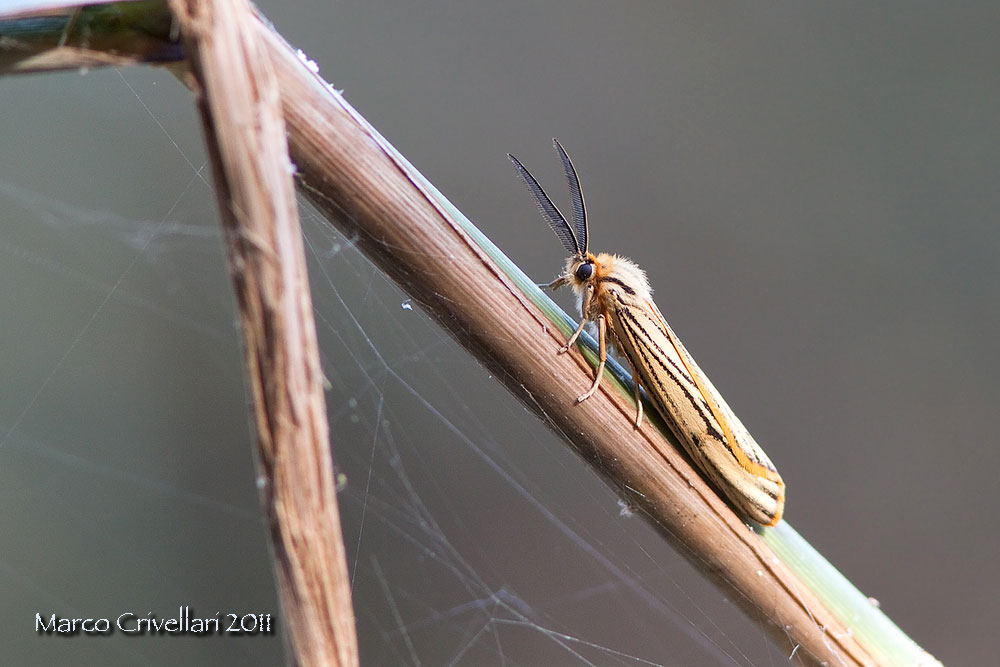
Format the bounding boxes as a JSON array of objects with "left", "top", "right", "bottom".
[{"left": 606, "top": 292, "right": 785, "bottom": 526}]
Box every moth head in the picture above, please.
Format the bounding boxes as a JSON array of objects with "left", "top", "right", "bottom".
[{"left": 565, "top": 252, "right": 600, "bottom": 288}]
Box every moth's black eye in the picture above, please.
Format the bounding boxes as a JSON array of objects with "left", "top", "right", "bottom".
[{"left": 575, "top": 262, "right": 594, "bottom": 281}]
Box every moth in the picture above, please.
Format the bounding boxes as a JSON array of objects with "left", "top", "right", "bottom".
[{"left": 509, "top": 140, "right": 785, "bottom": 526}]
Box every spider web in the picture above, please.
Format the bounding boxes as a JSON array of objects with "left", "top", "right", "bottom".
[{"left": 0, "top": 68, "right": 802, "bottom": 667}]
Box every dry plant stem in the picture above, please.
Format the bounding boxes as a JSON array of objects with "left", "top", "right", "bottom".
[
  {"left": 254, "top": 22, "right": 872, "bottom": 667},
  {"left": 0, "top": 2, "right": 181, "bottom": 75},
  {"left": 167, "top": 1, "right": 358, "bottom": 666}
]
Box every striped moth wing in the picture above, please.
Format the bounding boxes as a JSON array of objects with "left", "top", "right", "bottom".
[{"left": 604, "top": 285, "right": 785, "bottom": 526}]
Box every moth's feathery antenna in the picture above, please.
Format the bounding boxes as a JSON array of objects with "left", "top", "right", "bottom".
[
  {"left": 508, "top": 152, "right": 580, "bottom": 256},
  {"left": 553, "top": 139, "right": 588, "bottom": 255}
]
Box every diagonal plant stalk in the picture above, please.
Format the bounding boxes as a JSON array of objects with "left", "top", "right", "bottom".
[
  {"left": 257, "top": 23, "right": 941, "bottom": 667},
  {"left": 0, "top": 3, "right": 945, "bottom": 666}
]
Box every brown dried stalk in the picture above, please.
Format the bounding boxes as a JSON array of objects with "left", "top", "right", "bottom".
[
  {"left": 253, "top": 20, "right": 874, "bottom": 667},
  {"left": 167, "top": 1, "right": 357, "bottom": 665}
]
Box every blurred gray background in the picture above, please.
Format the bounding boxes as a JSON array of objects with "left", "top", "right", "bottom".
[{"left": 2, "top": 1, "right": 997, "bottom": 665}]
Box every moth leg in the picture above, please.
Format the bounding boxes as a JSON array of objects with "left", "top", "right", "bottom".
[
  {"left": 626, "top": 359, "right": 644, "bottom": 429},
  {"left": 577, "top": 313, "right": 606, "bottom": 403},
  {"left": 548, "top": 275, "right": 570, "bottom": 291},
  {"left": 560, "top": 316, "right": 587, "bottom": 354},
  {"left": 560, "top": 284, "right": 593, "bottom": 353}
]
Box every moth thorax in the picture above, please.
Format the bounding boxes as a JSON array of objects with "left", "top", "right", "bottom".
[{"left": 602, "top": 254, "right": 652, "bottom": 301}]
